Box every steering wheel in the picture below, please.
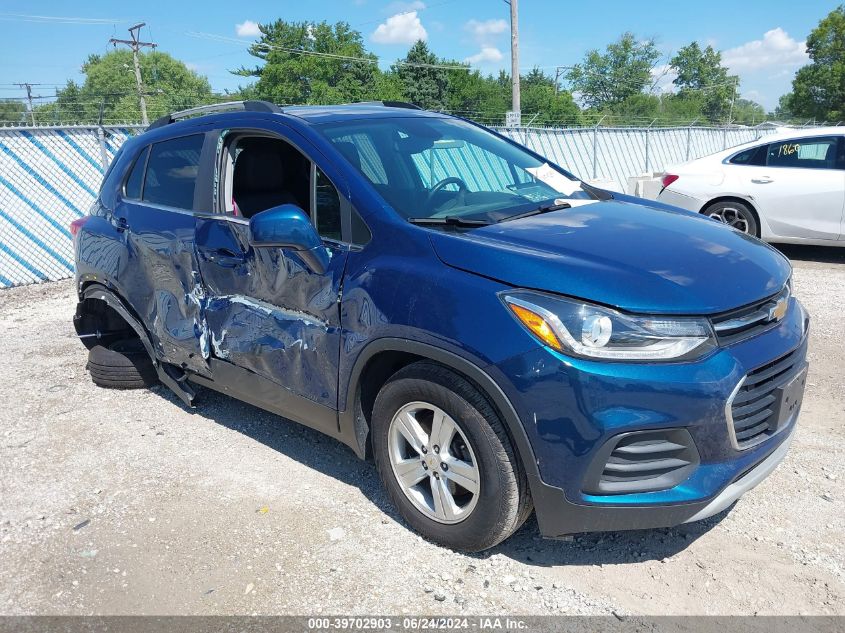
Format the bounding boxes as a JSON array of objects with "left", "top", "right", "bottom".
[{"left": 426, "top": 177, "right": 469, "bottom": 213}]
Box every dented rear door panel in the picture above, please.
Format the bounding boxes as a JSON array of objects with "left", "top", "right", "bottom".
[
  {"left": 195, "top": 216, "right": 348, "bottom": 409},
  {"left": 116, "top": 200, "right": 210, "bottom": 375}
]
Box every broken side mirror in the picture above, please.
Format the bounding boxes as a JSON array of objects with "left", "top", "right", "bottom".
[{"left": 248, "top": 204, "right": 330, "bottom": 274}]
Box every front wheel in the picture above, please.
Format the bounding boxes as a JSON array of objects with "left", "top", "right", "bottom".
[
  {"left": 371, "top": 361, "right": 532, "bottom": 551},
  {"left": 703, "top": 200, "right": 759, "bottom": 237}
]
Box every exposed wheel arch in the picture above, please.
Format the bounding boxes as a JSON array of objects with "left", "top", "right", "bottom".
[
  {"left": 74, "top": 283, "right": 196, "bottom": 406},
  {"left": 75, "top": 283, "right": 156, "bottom": 359},
  {"left": 700, "top": 196, "right": 761, "bottom": 237}
]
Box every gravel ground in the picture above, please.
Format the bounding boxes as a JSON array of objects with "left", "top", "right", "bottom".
[{"left": 0, "top": 244, "right": 843, "bottom": 616}]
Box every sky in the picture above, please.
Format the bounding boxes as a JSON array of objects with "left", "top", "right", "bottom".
[{"left": 0, "top": 1, "right": 837, "bottom": 112}]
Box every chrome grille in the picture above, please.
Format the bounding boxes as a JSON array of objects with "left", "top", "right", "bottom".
[
  {"left": 728, "top": 346, "right": 807, "bottom": 450},
  {"left": 712, "top": 285, "right": 790, "bottom": 345}
]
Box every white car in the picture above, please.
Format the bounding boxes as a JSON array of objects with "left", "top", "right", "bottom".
[{"left": 658, "top": 127, "right": 845, "bottom": 246}]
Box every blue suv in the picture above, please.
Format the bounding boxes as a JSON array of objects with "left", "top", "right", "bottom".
[{"left": 72, "top": 101, "right": 809, "bottom": 551}]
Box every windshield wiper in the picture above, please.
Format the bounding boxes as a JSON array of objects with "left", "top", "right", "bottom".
[
  {"left": 498, "top": 201, "right": 571, "bottom": 223},
  {"left": 408, "top": 216, "right": 491, "bottom": 227}
]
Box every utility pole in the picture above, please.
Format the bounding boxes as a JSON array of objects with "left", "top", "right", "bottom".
[
  {"left": 15, "top": 83, "right": 41, "bottom": 125},
  {"left": 504, "top": 0, "right": 520, "bottom": 126},
  {"left": 109, "top": 23, "right": 156, "bottom": 125}
]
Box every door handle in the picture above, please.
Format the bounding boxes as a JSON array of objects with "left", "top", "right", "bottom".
[
  {"left": 110, "top": 215, "right": 129, "bottom": 232},
  {"left": 203, "top": 248, "right": 246, "bottom": 268},
  {"left": 751, "top": 176, "right": 773, "bottom": 184}
]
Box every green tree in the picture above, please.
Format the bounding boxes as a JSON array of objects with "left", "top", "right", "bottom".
[
  {"left": 519, "top": 68, "right": 581, "bottom": 125},
  {"left": 732, "top": 98, "right": 766, "bottom": 125},
  {"left": 395, "top": 40, "right": 448, "bottom": 110},
  {"left": 566, "top": 33, "right": 660, "bottom": 109},
  {"left": 36, "top": 50, "right": 212, "bottom": 124},
  {"left": 785, "top": 5, "right": 845, "bottom": 122},
  {"left": 670, "top": 42, "right": 737, "bottom": 122},
  {"left": 238, "top": 20, "right": 379, "bottom": 104},
  {"left": 0, "top": 100, "right": 27, "bottom": 125}
]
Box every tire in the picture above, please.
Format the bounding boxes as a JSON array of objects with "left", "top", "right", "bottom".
[
  {"left": 87, "top": 339, "right": 158, "bottom": 389},
  {"left": 371, "top": 361, "right": 532, "bottom": 551},
  {"left": 702, "top": 200, "right": 759, "bottom": 237}
]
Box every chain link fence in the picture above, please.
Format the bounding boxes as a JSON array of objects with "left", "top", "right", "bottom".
[{"left": 0, "top": 122, "right": 783, "bottom": 288}]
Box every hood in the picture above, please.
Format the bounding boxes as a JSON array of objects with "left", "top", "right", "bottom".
[{"left": 429, "top": 200, "right": 791, "bottom": 315}]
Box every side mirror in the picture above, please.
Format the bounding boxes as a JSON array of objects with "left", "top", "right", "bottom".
[{"left": 249, "top": 204, "right": 330, "bottom": 274}]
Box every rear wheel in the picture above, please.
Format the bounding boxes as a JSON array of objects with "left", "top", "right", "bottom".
[
  {"left": 703, "top": 200, "right": 759, "bottom": 237},
  {"left": 87, "top": 339, "right": 158, "bottom": 389},
  {"left": 371, "top": 361, "right": 532, "bottom": 551}
]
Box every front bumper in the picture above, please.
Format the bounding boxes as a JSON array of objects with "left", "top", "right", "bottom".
[{"left": 490, "top": 297, "right": 808, "bottom": 537}]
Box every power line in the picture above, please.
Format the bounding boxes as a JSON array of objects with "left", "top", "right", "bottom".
[
  {"left": 109, "top": 22, "right": 157, "bottom": 125},
  {"left": 14, "top": 83, "right": 42, "bottom": 125},
  {"left": 184, "top": 30, "right": 473, "bottom": 71},
  {"left": 0, "top": 12, "right": 126, "bottom": 25}
]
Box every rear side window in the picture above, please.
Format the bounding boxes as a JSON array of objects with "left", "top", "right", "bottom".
[
  {"left": 766, "top": 137, "right": 840, "bottom": 169},
  {"left": 315, "top": 167, "right": 342, "bottom": 241},
  {"left": 123, "top": 147, "right": 148, "bottom": 199},
  {"left": 729, "top": 145, "right": 766, "bottom": 166},
  {"left": 143, "top": 134, "right": 204, "bottom": 210}
]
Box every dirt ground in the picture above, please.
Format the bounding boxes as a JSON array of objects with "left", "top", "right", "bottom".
[{"left": 0, "top": 244, "right": 843, "bottom": 616}]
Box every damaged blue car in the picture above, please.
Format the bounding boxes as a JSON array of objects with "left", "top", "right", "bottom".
[{"left": 73, "top": 101, "right": 809, "bottom": 551}]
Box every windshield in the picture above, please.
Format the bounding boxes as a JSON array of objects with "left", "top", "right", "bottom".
[{"left": 318, "top": 116, "right": 595, "bottom": 224}]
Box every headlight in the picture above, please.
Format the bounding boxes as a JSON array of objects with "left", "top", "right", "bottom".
[{"left": 501, "top": 290, "right": 716, "bottom": 361}]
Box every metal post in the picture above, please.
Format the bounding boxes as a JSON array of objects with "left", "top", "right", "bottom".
[
  {"left": 507, "top": 0, "right": 520, "bottom": 117},
  {"left": 685, "top": 118, "right": 698, "bottom": 161},
  {"left": 592, "top": 115, "right": 605, "bottom": 180},
  {"left": 96, "top": 127, "right": 110, "bottom": 172},
  {"left": 96, "top": 98, "right": 110, "bottom": 171},
  {"left": 644, "top": 119, "right": 656, "bottom": 173}
]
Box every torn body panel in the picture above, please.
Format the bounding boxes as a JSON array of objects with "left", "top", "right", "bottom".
[
  {"left": 194, "top": 216, "right": 348, "bottom": 409},
  {"left": 118, "top": 201, "right": 211, "bottom": 375}
]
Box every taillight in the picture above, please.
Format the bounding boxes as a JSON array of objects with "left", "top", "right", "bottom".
[
  {"left": 661, "top": 173, "right": 679, "bottom": 188},
  {"left": 70, "top": 217, "right": 89, "bottom": 237}
]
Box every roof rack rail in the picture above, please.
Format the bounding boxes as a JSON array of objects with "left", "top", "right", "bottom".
[
  {"left": 356, "top": 100, "right": 423, "bottom": 110},
  {"left": 147, "top": 100, "right": 283, "bottom": 130}
]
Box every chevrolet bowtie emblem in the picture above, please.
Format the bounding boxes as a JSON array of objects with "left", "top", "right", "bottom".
[{"left": 768, "top": 296, "right": 788, "bottom": 322}]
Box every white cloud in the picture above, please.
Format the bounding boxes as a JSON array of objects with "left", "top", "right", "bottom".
[
  {"left": 385, "top": 0, "right": 425, "bottom": 12},
  {"left": 465, "top": 18, "right": 507, "bottom": 41},
  {"left": 464, "top": 46, "right": 504, "bottom": 65},
  {"left": 371, "top": 11, "right": 427, "bottom": 44},
  {"left": 235, "top": 20, "right": 261, "bottom": 38},
  {"left": 722, "top": 27, "right": 808, "bottom": 73}
]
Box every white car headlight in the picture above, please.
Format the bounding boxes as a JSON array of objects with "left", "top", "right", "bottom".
[{"left": 501, "top": 290, "right": 716, "bottom": 361}]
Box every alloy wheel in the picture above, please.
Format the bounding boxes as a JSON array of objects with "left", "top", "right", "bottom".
[
  {"left": 387, "top": 401, "right": 480, "bottom": 524},
  {"left": 708, "top": 206, "right": 750, "bottom": 233}
]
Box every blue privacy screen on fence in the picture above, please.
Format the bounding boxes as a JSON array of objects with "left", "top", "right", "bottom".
[{"left": 0, "top": 123, "right": 767, "bottom": 288}]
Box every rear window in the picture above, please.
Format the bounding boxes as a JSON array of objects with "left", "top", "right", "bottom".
[
  {"left": 729, "top": 145, "right": 766, "bottom": 166},
  {"left": 143, "top": 134, "right": 204, "bottom": 210}
]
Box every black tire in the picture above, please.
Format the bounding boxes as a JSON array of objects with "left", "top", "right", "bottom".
[
  {"left": 87, "top": 339, "right": 158, "bottom": 389},
  {"left": 702, "top": 200, "right": 759, "bottom": 237},
  {"left": 371, "top": 361, "right": 532, "bottom": 551}
]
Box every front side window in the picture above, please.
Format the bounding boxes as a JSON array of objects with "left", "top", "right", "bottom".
[
  {"left": 319, "top": 117, "right": 594, "bottom": 224},
  {"left": 143, "top": 134, "right": 204, "bottom": 210},
  {"left": 766, "top": 137, "right": 840, "bottom": 169}
]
